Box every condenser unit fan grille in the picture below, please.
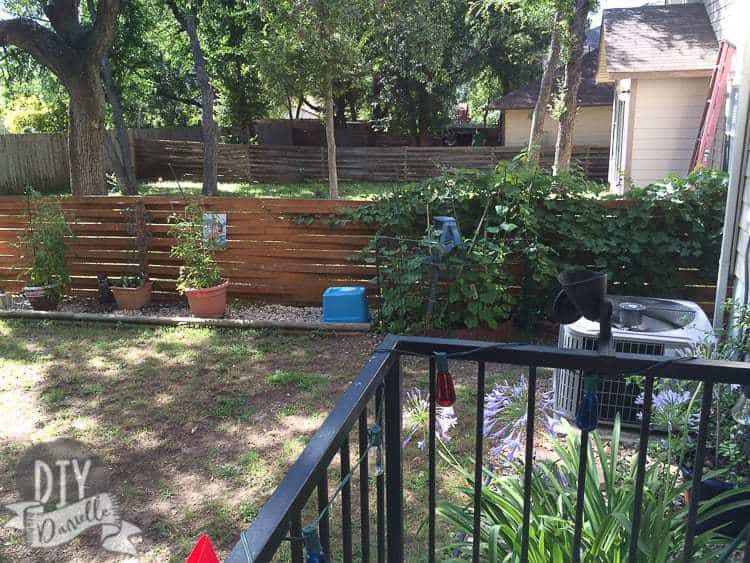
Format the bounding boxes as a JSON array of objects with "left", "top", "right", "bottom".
[{"left": 554, "top": 334, "right": 665, "bottom": 426}]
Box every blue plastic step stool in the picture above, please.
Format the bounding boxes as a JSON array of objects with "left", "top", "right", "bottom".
[{"left": 322, "top": 287, "right": 370, "bottom": 323}]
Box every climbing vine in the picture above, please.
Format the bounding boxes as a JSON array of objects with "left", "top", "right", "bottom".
[{"left": 344, "top": 160, "right": 727, "bottom": 331}]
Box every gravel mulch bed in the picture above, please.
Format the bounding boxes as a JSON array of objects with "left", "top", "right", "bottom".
[{"left": 1, "top": 293, "right": 329, "bottom": 324}]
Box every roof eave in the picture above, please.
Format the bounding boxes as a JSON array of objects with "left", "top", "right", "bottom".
[{"left": 605, "top": 68, "right": 714, "bottom": 80}]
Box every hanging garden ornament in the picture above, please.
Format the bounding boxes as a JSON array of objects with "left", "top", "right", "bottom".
[
  {"left": 575, "top": 375, "right": 599, "bottom": 431},
  {"left": 435, "top": 352, "right": 456, "bottom": 407},
  {"left": 368, "top": 423, "right": 384, "bottom": 477},
  {"left": 303, "top": 524, "right": 326, "bottom": 563}
]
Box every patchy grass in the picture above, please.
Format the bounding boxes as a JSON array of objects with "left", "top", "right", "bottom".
[
  {"left": 132, "top": 180, "right": 403, "bottom": 200},
  {"left": 266, "top": 369, "right": 327, "bottom": 390},
  {"left": 0, "top": 319, "right": 550, "bottom": 562}
]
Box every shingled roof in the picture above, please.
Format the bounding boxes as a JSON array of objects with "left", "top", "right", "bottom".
[
  {"left": 597, "top": 4, "right": 718, "bottom": 82},
  {"left": 489, "top": 49, "right": 614, "bottom": 110}
]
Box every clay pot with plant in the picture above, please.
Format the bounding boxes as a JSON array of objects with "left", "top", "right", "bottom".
[
  {"left": 169, "top": 202, "right": 227, "bottom": 318},
  {"left": 18, "top": 194, "right": 71, "bottom": 310},
  {"left": 111, "top": 200, "right": 153, "bottom": 310}
]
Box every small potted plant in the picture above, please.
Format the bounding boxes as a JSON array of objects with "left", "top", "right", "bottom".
[
  {"left": 18, "top": 194, "right": 71, "bottom": 310},
  {"left": 111, "top": 200, "right": 153, "bottom": 310},
  {"left": 169, "top": 202, "right": 227, "bottom": 318}
]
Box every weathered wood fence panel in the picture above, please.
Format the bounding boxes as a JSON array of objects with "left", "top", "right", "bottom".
[
  {"left": 0, "top": 128, "right": 203, "bottom": 194},
  {"left": 0, "top": 196, "right": 719, "bottom": 312},
  {"left": 135, "top": 141, "right": 611, "bottom": 183}
]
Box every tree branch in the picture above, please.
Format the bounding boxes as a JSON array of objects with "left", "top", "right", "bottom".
[
  {"left": 0, "top": 17, "right": 72, "bottom": 78},
  {"left": 155, "top": 87, "right": 202, "bottom": 108},
  {"left": 86, "top": 0, "right": 118, "bottom": 60},
  {"left": 44, "top": 0, "right": 84, "bottom": 46}
]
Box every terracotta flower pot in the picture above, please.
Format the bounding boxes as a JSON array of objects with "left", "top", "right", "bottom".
[
  {"left": 23, "top": 284, "right": 60, "bottom": 311},
  {"left": 184, "top": 281, "right": 229, "bottom": 318},
  {"left": 111, "top": 281, "right": 152, "bottom": 310}
]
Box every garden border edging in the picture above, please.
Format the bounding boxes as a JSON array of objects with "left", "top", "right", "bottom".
[{"left": 0, "top": 309, "right": 372, "bottom": 332}]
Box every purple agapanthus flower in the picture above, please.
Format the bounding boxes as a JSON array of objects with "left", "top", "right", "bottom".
[
  {"left": 635, "top": 388, "right": 692, "bottom": 431},
  {"left": 483, "top": 377, "right": 560, "bottom": 462},
  {"left": 402, "top": 388, "right": 457, "bottom": 450}
]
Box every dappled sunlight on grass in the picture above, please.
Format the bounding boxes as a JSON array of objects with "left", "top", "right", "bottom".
[{"left": 0, "top": 319, "right": 378, "bottom": 561}]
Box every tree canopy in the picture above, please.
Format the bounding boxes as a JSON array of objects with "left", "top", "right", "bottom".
[{"left": 0, "top": 0, "right": 559, "bottom": 137}]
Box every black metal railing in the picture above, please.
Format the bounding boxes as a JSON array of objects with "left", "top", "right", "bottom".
[{"left": 226, "top": 335, "right": 750, "bottom": 563}]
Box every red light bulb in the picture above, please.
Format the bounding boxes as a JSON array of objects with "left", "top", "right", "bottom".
[{"left": 435, "top": 353, "right": 455, "bottom": 407}]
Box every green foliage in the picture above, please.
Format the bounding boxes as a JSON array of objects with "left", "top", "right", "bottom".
[
  {"left": 347, "top": 163, "right": 727, "bottom": 329},
  {"left": 2, "top": 95, "right": 68, "bottom": 133},
  {"left": 168, "top": 202, "right": 223, "bottom": 292},
  {"left": 17, "top": 195, "right": 71, "bottom": 302},
  {"left": 376, "top": 237, "right": 514, "bottom": 333},
  {"left": 438, "top": 418, "right": 750, "bottom": 562}
]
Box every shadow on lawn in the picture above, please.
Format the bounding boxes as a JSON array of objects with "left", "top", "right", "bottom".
[{"left": 0, "top": 319, "right": 378, "bottom": 561}]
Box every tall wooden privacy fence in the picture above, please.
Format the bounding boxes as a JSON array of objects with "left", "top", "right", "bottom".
[
  {"left": 135, "top": 141, "right": 610, "bottom": 183},
  {"left": 0, "top": 196, "right": 719, "bottom": 313},
  {"left": 0, "top": 197, "right": 374, "bottom": 304}
]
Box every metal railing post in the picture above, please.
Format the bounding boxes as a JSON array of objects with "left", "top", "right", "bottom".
[{"left": 384, "top": 356, "right": 404, "bottom": 563}]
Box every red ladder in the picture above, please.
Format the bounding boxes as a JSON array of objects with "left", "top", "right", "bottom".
[{"left": 690, "top": 41, "right": 736, "bottom": 171}]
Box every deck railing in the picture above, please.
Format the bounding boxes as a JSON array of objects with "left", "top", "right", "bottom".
[{"left": 226, "top": 335, "right": 750, "bottom": 562}]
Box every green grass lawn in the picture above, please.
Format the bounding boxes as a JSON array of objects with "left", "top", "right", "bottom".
[
  {"left": 0, "top": 320, "right": 551, "bottom": 562},
  {"left": 131, "top": 180, "right": 403, "bottom": 200}
]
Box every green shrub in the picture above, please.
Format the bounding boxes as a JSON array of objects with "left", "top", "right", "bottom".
[
  {"left": 17, "top": 194, "right": 71, "bottom": 302},
  {"left": 346, "top": 161, "right": 727, "bottom": 330}
]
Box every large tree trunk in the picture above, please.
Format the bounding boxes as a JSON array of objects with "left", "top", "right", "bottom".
[
  {"left": 553, "top": 0, "right": 589, "bottom": 174},
  {"left": 0, "top": 0, "right": 119, "bottom": 196},
  {"left": 67, "top": 72, "right": 108, "bottom": 195},
  {"left": 183, "top": 13, "right": 218, "bottom": 196},
  {"left": 324, "top": 68, "right": 339, "bottom": 199},
  {"left": 528, "top": 10, "right": 563, "bottom": 163},
  {"left": 85, "top": 0, "right": 137, "bottom": 194}
]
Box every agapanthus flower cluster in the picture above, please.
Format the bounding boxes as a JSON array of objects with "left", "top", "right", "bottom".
[
  {"left": 483, "top": 377, "right": 559, "bottom": 462},
  {"left": 402, "top": 388, "right": 458, "bottom": 450},
  {"left": 635, "top": 388, "right": 693, "bottom": 432}
]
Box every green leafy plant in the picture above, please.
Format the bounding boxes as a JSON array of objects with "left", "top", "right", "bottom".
[
  {"left": 345, "top": 162, "right": 727, "bottom": 329},
  {"left": 438, "top": 418, "right": 750, "bottom": 562},
  {"left": 17, "top": 193, "right": 71, "bottom": 302},
  {"left": 168, "top": 202, "right": 222, "bottom": 292}
]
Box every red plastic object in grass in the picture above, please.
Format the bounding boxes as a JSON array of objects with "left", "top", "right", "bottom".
[{"left": 187, "top": 534, "right": 219, "bottom": 563}]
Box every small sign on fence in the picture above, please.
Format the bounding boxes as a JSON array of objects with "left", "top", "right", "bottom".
[{"left": 203, "top": 213, "right": 227, "bottom": 250}]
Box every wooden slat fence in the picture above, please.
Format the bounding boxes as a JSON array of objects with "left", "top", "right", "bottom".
[
  {"left": 135, "top": 141, "right": 611, "bottom": 183},
  {"left": 0, "top": 196, "right": 719, "bottom": 313},
  {"left": 0, "top": 197, "right": 374, "bottom": 304}
]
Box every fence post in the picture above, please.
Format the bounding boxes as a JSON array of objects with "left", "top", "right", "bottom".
[{"left": 384, "top": 356, "right": 403, "bottom": 562}]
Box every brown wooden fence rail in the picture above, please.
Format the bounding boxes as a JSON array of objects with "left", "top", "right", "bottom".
[
  {"left": 135, "top": 141, "right": 611, "bottom": 184},
  {"left": 0, "top": 196, "right": 717, "bottom": 312}
]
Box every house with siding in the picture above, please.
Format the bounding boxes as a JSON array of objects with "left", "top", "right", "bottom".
[
  {"left": 489, "top": 47, "right": 614, "bottom": 149},
  {"left": 596, "top": 3, "right": 720, "bottom": 192}
]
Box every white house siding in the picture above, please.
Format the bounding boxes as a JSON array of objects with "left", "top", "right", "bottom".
[
  {"left": 627, "top": 77, "right": 709, "bottom": 187},
  {"left": 503, "top": 106, "right": 613, "bottom": 148}
]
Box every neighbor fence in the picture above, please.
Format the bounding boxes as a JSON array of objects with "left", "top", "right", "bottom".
[
  {"left": 0, "top": 128, "right": 610, "bottom": 193},
  {"left": 134, "top": 141, "right": 610, "bottom": 184},
  {"left": 0, "top": 196, "right": 720, "bottom": 313},
  {"left": 0, "top": 128, "right": 202, "bottom": 194}
]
